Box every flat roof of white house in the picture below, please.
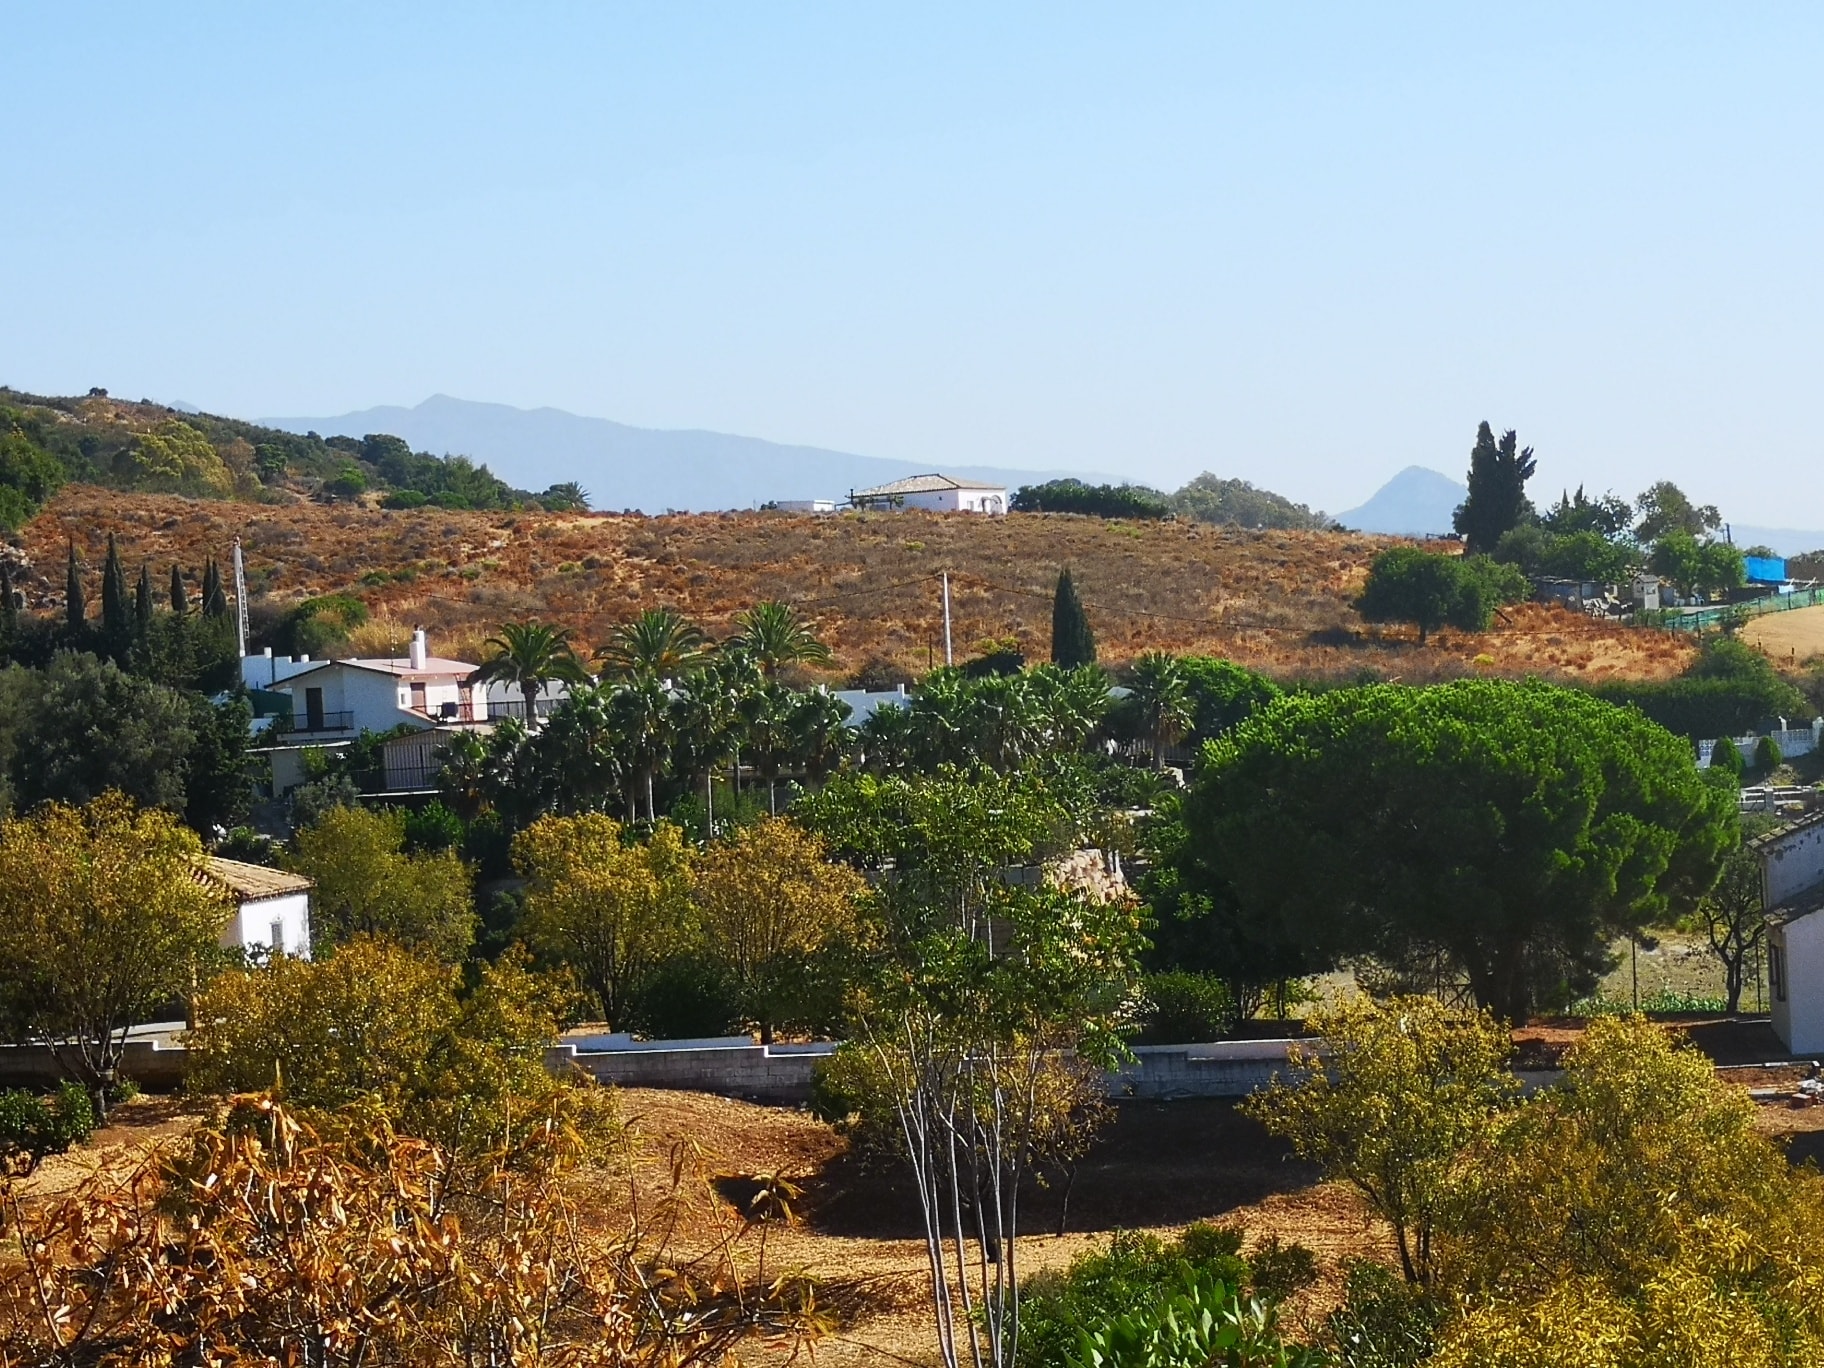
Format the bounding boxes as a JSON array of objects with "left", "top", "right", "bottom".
[{"left": 853, "top": 473, "right": 1008, "bottom": 497}]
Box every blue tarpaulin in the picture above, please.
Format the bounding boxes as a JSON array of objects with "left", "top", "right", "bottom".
[{"left": 1746, "top": 555, "right": 1787, "bottom": 584}]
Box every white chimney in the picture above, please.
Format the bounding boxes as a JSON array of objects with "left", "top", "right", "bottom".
[{"left": 409, "top": 628, "right": 428, "bottom": 671}]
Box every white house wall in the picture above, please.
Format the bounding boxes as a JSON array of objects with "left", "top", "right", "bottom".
[
  {"left": 1764, "top": 820, "right": 1824, "bottom": 908},
  {"left": 219, "top": 890, "right": 313, "bottom": 961}
]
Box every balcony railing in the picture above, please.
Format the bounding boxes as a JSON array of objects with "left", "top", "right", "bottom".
[
  {"left": 486, "top": 697, "right": 559, "bottom": 721},
  {"left": 278, "top": 710, "right": 355, "bottom": 735}
]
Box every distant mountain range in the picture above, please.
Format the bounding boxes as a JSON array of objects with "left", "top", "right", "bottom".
[
  {"left": 1335, "top": 466, "right": 1466, "bottom": 535},
  {"left": 263, "top": 395, "right": 1094, "bottom": 514}
]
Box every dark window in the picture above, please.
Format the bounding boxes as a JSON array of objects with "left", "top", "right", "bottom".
[{"left": 1771, "top": 942, "right": 1787, "bottom": 1003}]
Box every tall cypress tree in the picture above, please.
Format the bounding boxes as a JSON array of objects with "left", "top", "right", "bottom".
[
  {"left": 170, "top": 563, "right": 189, "bottom": 615},
  {"left": 101, "top": 532, "right": 130, "bottom": 647},
  {"left": 0, "top": 560, "right": 16, "bottom": 655},
  {"left": 1050, "top": 567, "right": 1097, "bottom": 667},
  {"left": 201, "top": 557, "right": 229, "bottom": 619},
  {"left": 65, "top": 541, "right": 85, "bottom": 636},
  {"left": 1452, "top": 422, "right": 1537, "bottom": 555},
  {"left": 135, "top": 561, "right": 156, "bottom": 641}
]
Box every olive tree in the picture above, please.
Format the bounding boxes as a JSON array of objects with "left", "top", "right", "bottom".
[{"left": 0, "top": 793, "right": 229, "bottom": 1112}]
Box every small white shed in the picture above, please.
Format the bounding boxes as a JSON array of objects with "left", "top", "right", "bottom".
[{"left": 198, "top": 857, "right": 315, "bottom": 961}]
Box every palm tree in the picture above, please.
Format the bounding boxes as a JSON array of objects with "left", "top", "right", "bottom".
[
  {"left": 1126, "top": 651, "right": 1193, "bottom": 769},
  {"left": 965, "top": 673, "right": 1043, "bottom": 772},
  {"left": 668, "top": 655, "right": 760, "bottom": 828},
  {"left": 786, "top": 689, "right": 854, "bottom": 784},
  {"left": 606, "top": 675, "right": 676, "bottom": 821},
  {"left": 539, "top": 481, "right": 591, "bottom": 512},
  {"left": 598, "top": 608, "right": 708, "bottom": 681},
  {"left": 727, "top": 600, "right": 833, "bottom": 678},
  {"left": 1029, "top": 663, "right": 1112, "bottom": 754},
  {"left": 468, "top": 620, "right": 592, "bottom": 723},
  {"left": 909, "top": 668, "right": 973, "bottom": 769},
  {"left": 860, "top": 702, "right": 917, "bottom": 773}
]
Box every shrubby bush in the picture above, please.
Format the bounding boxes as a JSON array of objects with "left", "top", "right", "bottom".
[
  {"left": 0, "top": 1080, "right": 96, "bottom": 1173},
  {"left": 1020, "top": 1224, "right": 1318, "bottom": 1368},
  {"left": 1593, "top": 636, "right": 1807, "bottom": 740},
  {"left": 1135, "top": 971, "right": 1235, "bottom": 1043}
]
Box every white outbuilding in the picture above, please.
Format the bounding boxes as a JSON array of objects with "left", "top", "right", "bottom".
[{"left": 197, "top": 857, "right": 315, "bottom": 961}]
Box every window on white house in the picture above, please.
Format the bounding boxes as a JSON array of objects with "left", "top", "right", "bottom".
[
  {"left": 1771, "top": 942, "right": 1786, "bottom": 1003},
  {"left": 271, "top": 918, "right": 286, "bottom": 956}
]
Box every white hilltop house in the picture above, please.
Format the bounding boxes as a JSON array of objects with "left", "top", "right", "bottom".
[
  {"left": 849, "top": 473, "right": 1009, "bottom": 515},
  {"left": 245, "top": 628, "right": 574, "bottom": 796}
]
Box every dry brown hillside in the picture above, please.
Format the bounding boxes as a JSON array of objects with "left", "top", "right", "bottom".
[{"left": 19, "top": 486, "right": 1696, "bottom": 683}]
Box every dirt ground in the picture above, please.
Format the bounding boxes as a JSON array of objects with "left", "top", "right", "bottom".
[
  {"left": 23, "top": 1046, "right": 1824, "bottom": 1366},
  {"left": 1743, "top": 604, "right": 1824, "bottom": 665}
]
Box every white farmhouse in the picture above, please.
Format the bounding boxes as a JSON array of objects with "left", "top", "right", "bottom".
[
  {"left": 244, "top": 628, "right": 496, "bottom": 795},
  {"left": 197, "top": 857, "right": 314, "bottom": 960},
  {"left": 850, "top": 474, "right": 1008, "bottom": 515},
  {"left": 1760, "top": 813, "right": 1824, "bottom": 1052}
]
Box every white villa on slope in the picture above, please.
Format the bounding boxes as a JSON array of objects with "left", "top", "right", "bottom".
[{"left": 850, "top": 473, "right": 1008, "bottom": 514}]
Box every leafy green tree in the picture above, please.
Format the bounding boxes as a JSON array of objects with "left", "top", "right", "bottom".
[
  {"left": 817, "top": 768, "right": 1144, "bottom": 1368},
  {"left": 692, "top": 817, "right": 864, "bottom": 1042},
  {"left": 0, "top": 423, "right": 65, "bottom": 530},
  {"left": 1431, "top": 1016, "right": 1824, "bottom": 1367},
  {"left": 1181, "top": 679, "right": 1736, "bottom": 1021},
  {"left": 8, "top": 652, "right": 198, "bottom": 814},
  {"left": 727, "top": 600, "right": 833, "bottom": 677},
  {"left": 127, "top": 420, "right": 234, "bottom": 496},
  {"left": 1244, "top": 996, "right": 1516, "bottom": 1287},
  {"left": 1633, "top": 479, "right": 1721, "bottom": 545},
  {"left": 468, "top": 620, "right": 591, "bottom": 723},
  {"left": 597, "top": 606, "right": 707, "bottom": 680},
  {"left": 1168, "top": 473, "right": 1333, "bottom": 530},
  {"left": 1453, "top": 423, "right": 1536, "bottom": 554},
  {"left": 514, "top": 814, "right": 695, "bottom": 1029},
  {"left": 186, "top": 938, "right": 571, "bottom": 1154},
  {"left": 0, "top": 794, "right": 229, "bottom": 1113},
  {"left": 169, "top": 562, "right": 188, "bottom": 614},
  {"left": 290, "top": 806, "right": 476, "bottom": 960},
  {"left": 1357, "top": 547, "right": 1523, "bottom": 643},
  {"left": 1050, "top": 568, "right": 1097, "bottom": 668},
  {"left": 1011, "top": 479, "right": 1172, "bottom": 520},
  {"left": 1177, "top": 657, "right": 1280, "bottom": 743},
  {"left": 1649, "top": 530, "right": 1746, "bottom": 598},
  {"left": 1539, "top": 485, "right": 1633, "bottom": 540},
  {"left": 1695, "top": 835, "right": 1766, "bottom": 1013}
]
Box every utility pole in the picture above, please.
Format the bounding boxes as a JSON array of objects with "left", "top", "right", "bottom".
[
  {"left": 232, "top": 536, "right": 249, "bottom": 660},
  {"left": 941, "top": 571, "right": 953, "bottom": 667}
]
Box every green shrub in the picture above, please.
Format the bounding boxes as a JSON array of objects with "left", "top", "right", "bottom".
[
  {"left": 628, "top": 955, "right": 740, "bottom": 1040},
  {"left": 1062, "top": 1271, "right": 1325, "bottom": 1368},
  {"left": 1709, "top": 736, "right": 1745, "bottom": 777},
  {"left": 1756, "top": 734, "right": 1784, "bottom": 771},
  {"left": 1325, "top": 1258, "right": 1443, "bottom": 1368},
  {"left": 1137, "top": 972, "right": 1235, "bottom": 1043},
  {"left": 0, "top": 1080, "right": 97, "bottom": 1172},
  {"left": 1592, "top": 637, "right": 1807, "bottom": 740},
  {"left": 380, "top": 490, "right": 429, "bottom": 509},
  {"left": 1020, "top": 1223, "right": 1317, "bottom": 1368}
]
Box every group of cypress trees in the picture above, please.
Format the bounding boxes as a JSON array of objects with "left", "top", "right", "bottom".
[{"left": 0, "top": 535, "right": 237, "bottom": 689}]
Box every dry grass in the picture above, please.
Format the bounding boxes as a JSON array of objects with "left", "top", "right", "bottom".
[{"left": 22, "top": 488, "right": 1699, "bottom": 684}]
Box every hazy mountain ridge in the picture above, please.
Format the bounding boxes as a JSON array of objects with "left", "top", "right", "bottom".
[{"left": 263, "top": 395, "right": 1093, "bottom": 514}]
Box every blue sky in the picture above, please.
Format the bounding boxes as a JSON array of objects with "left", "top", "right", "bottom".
[{"left": 4, "top": 5, "right": 1822, "bottom": 521}]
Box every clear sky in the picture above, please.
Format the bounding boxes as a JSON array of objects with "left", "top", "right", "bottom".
[{"left": 5, "top": 4, "right": 1822, "bottom": 521}]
